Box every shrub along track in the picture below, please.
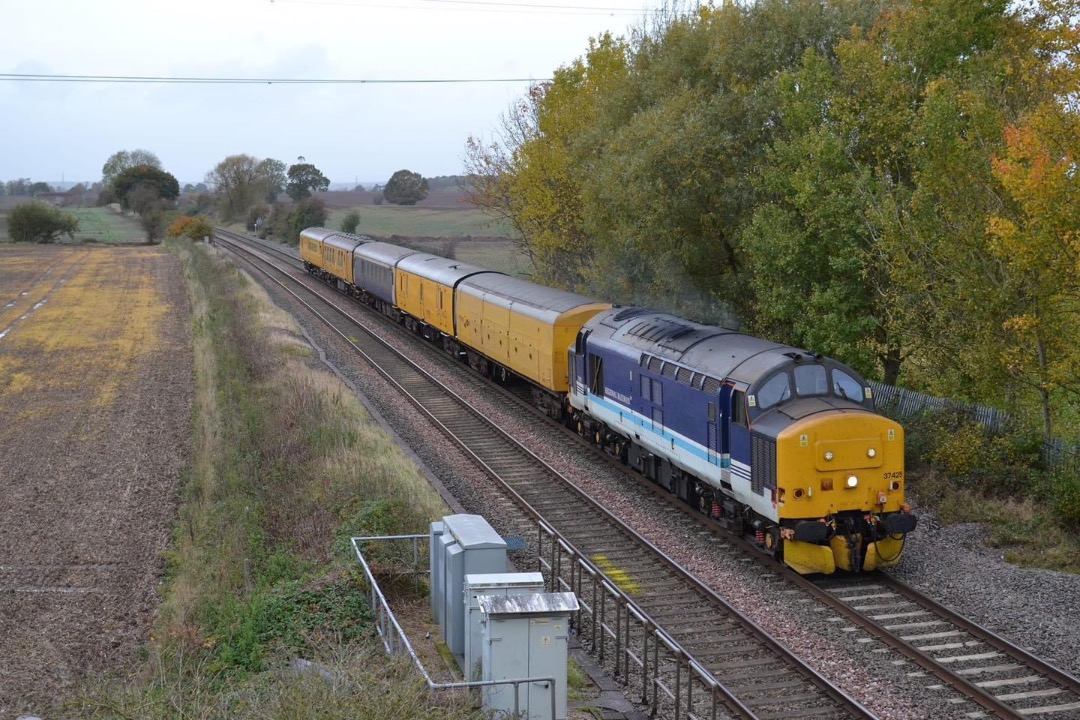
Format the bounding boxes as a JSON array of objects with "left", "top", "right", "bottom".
[{"left": 214, "top": 230, "right": 871, "bottom": 720}]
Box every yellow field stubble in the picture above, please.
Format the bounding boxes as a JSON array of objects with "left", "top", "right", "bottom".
[{"left": 0, "top": 247, "right": 169, "bottom": 427}]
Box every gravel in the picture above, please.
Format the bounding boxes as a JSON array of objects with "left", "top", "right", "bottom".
[{"left": 244, "top": 248, "right": 1080, "bottom": 720}]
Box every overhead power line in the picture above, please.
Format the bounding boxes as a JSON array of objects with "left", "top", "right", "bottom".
[{"left": 0, "top": 73, "right": 551, "bottom": 84}]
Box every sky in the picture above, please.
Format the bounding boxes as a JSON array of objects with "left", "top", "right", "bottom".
[{"left": 0, "top": 0, "right": 663, "bottom": 187}]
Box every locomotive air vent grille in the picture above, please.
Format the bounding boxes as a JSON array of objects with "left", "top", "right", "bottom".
[
  {"left": 648, "top": 357, "right": 664, "bottom": 373},
  {"left": 702, "top": 376, "right": 722, "bottom": 395},
  {"left": 676, "top": 367, "right": 693, "bottom": 385},
  {"left": 662, "top": 363, "right": 678, "bottom": 379},
  {"left": 639, "top": 353, "right": 649, "bottom": 367},
  {"left": 751, "top": 433, "right": 777, "bottom": 496}
]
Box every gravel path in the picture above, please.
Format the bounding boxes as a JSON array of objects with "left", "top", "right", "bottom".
[{"left": 244, "top": 251, "right": 1080, "bottom": 720}]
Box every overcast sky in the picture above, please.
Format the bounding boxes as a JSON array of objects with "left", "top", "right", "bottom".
[{"left": 0, "top": 0, "right": 662, "bottom": 187}]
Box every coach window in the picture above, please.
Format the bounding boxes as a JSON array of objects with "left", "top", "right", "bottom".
[
  {"left": 794, "top": 364, "right": 828, "bottom": 397},
  {"left": 757, "top": 372, "right": 792, "bottom": 409},
  {"left": 832, "top": 368, "right": 864, "bottom": 402}
]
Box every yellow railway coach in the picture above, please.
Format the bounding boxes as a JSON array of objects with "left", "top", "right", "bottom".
[
  {"left": 298, "top": 227, "right": 368, "bottom": 287},
  {"left": 456, "top": 274, "right": 611, "bottom": 394},
  {"left": 395, "top": 253, "right": 496, "bottom": 338}
]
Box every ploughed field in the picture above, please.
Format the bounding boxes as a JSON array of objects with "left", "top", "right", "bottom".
[{"left": 0, "top": 245, "right": 193, "bottom": 713}]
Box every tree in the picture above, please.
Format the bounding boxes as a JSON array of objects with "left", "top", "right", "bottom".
[
  {"left": 286, "top": 197, "right": 328, "bottom": 243},
  {"left": 256, "top": 158, "right": 287, "bottom": 203},
  {"left": 29, "top": 182, "right": 52, "bottom": 196},
  {"left": 383, "top": 169, "right": 429, "bottom": 206},
  {"left": 8, "top": 202, "right": 78, "bottom": 243},
  {"left": 102, "top": 149, "right": 161, "bottom": 188},
  {"left": 206, "top": 154, "right": 262, "bottom": 220},
  {"left": 112, "top": 165, "right": 180, "bottom": 211},
  {"left": 986, "top": 104, "right": 1080, "bottom": 441},
  {"left": 285, "top": 162, "right": 330, "bottom": 201},
  {"left": 5, "top": 179, "right": 31, "bottom": 195},
  {"left": 140, "top": 204, "right": 168, "bottom": 243},
  {"left": 340, "top": 209, "right": 361, "bottom": 234}
]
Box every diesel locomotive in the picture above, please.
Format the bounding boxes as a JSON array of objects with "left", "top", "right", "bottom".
[{"left": 296, "top": 227, "right": 917, "bottom": 573}]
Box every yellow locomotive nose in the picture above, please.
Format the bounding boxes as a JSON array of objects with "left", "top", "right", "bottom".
[
  {"left": 776, "top": 412, "right": 904, "bottom": 518},
  {"left": 775, "top": 411, "right": 910, "bottom": 573}
]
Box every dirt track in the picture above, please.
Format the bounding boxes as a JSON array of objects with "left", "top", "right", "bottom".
[{"left": 0, "top": 245, "right": 193, "bottom": 716}]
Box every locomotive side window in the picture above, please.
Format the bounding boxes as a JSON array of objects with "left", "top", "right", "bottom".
[
  {"left": 794, "top": 365, "right": 828, "bottom": 397},
  {"left": 832, "top": 369, "right": 864, "bottom": 401},
  {"left": 757, "top": 372, "right": 792, "bottom": 409},
  {"left": 589, "top": 354, "right": 605, "bottom": 396},
  {"left": 732, "top": 389, "right": 747, "bottom": 427}
]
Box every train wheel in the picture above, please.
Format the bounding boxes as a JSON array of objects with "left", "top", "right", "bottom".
[{"left": 764, "top": 528, "right": 783, "bottom": 561}]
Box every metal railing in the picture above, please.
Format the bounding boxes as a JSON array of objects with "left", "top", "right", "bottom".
[
  {"left": 536, "top": 523, "right": 760, "bottom": 720},
  {"left": 350, "top": 534, "right": 558, "bottom": 720}
]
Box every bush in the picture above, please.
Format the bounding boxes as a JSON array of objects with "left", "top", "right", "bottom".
[
  {"left": 340, "top": 209, "right": 361, "bottom": 234},
  {"left": 8, "top": 201, "right": 79, "bottom": 243},
  {"left": 372, "top": 193, "right": 384, "bottom": 205}
]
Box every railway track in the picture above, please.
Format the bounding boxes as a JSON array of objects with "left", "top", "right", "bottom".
[
  {"left": 800, "top": 574, "right": 1080, "bottom": 719},
  {"left": 214, "top": 229, "right": 1080, "bottom": 719},
  {"left": 212, "top": 229, "right": 871, "bottom": 720}
]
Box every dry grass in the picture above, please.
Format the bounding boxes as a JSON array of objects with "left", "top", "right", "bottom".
[
  {"left": 107, "top": 239, "right": 464, "bottom": 718},
  {"left": 0, "top": 245, "right": 170, "bottom": 422}
]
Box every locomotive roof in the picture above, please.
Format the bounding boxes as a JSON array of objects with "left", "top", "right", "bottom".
[
  {"left": 458, "top": 274, "right": 605, "bottom": 323},
  {"left": 355, "top": 241, "right": 420, "bottom": 267},
  {"left": 587, "top": 307, "right": 810, "bottom": 385},
  {"left": 396, "top": 252, "right": 502, "bottom": 287}
]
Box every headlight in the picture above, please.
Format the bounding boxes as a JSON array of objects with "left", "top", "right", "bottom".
[
  {"left": 846, "top": 475, "right": 858, "bottom": 488},
  {"left": 824, "top": 451, "right": 834, "bottom": 461},
  {"left": 867, "top": 448, "right": 877, "bottom": 458}
]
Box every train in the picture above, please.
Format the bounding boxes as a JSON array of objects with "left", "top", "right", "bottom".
[{"left": 298, "top": 227, "right": 917, "bottom": 574}]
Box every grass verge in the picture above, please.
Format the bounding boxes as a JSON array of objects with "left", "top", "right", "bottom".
[{"left": 68, "top": 238, "right": 469, "bottom": 718}]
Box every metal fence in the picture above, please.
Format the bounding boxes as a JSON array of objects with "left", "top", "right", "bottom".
[
  {"left": 869, "top": 380, "right": 1079, "bottom": 473},
  {"left": 350, "top": 534, "right": 559, "bottom": 720}
]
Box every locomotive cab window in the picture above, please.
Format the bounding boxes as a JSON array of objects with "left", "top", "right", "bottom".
[
  {"left": 794, "top": 365, "right": 828, "bottom": 397},
  {"left": 832, "top": 368, "right": 864, "bottom": 402},
  {"left": 757, "top": 372, "right": 792, "bottom": 410}
]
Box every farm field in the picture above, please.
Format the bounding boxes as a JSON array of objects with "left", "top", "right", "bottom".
[
  {"left": 0, "top": 245, "right": 193, "bottom": 714},
  {"left": 326, "top": 204, "right": 516, "bottom": 239},
  {"left": 66, "top": 207, "right": 147, "bottom": 243}
]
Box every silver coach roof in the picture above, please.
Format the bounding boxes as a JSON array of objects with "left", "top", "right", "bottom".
[
  {"left": 396, "top": 252, "right": 500, "bottom": 287},
  {"left": 458, "top": 274, "right": 604, "bottom": 324},
  {"left": 354, "top": 241, "right": 420, "bottom": 267},
  {"left": 586, "top": 307, "right": 801, "bottom": 386}
]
